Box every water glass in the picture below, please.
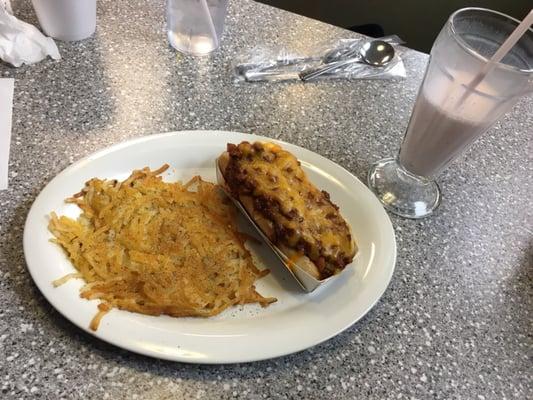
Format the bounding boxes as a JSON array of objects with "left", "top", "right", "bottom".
[
  {"left": 167, "top": 0, "right": 228, "bottom": 56},
  {"left": 32, "top": 0, "right": 96, "bottom": 41}
]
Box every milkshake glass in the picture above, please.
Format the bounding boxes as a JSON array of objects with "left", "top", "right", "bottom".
[{"left": 368, "top": 8, "right": 533, "bottom": 218}]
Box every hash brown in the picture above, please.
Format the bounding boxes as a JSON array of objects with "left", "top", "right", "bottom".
[{"left": 48, "top": 165, "right": 275, "bottom": 330}]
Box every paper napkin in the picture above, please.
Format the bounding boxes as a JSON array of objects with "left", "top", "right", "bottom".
[{"left": 0, "top": 78, "right": 14, "bottom": 190}]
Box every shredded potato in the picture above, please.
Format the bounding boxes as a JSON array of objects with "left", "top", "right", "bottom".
[{"left": 48, "top": 165, "right": 276, "bottom": 330}]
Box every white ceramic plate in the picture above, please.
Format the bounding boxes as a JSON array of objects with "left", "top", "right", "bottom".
[{"left": 24, "top": 131, "right": 396, "bottom": 363}]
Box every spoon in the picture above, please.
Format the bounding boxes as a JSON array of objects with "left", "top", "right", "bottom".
[{"left": 299, "top": 40, "right": 395, "bottom": 81}]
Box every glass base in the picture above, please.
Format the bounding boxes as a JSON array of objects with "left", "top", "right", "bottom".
[
  {"left": 367, "top": 158, "right": 441, "bottom": 219},
  {"left": 167, "top": 31, "right": 219, "bottom": 56}
]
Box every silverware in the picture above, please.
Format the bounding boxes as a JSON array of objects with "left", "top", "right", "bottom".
[
  {"left": 235, "top": 56, "right": 318, "bottom": 76},
  {"left": 215, "top": 157, "right": 356, "bottom": 292},
  {"left": 238, "top": 42, "right": 361, "bottom": 82},
  {"left": 299, "top": 40, "right": 396, "bottom": 81},
  {"left": 243, "top": 69, "right": 301, "bottom": 82}
]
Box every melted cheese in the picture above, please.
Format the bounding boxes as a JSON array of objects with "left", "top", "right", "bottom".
[{"left": 229, "top": 142, "right": 355, "bottom": 269}]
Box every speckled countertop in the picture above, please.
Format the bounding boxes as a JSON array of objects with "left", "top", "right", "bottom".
[{"left": 0, "top": 0, "right": 531, "bottom": 399}]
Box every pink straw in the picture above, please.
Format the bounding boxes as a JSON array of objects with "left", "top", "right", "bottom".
[{"left": 463, "top": 9, "right": 533, "bottom": 95}]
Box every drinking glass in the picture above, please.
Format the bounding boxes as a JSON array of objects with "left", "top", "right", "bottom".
[
  {"left": 367, "top": 8, "right": 533, "bottom": 218},
  {"left": 167, "top": 0, "right": 228, "bottom": 56},
  {"left": 32, "top": 0, "right": 96, "bottom": 41}
]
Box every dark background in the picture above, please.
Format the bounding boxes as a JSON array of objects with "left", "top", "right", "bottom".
[{"left": 256, "top": 0, "right": 532, "bottom": 53}]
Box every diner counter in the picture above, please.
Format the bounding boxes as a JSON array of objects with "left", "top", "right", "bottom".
[{"left": 0, "top": 0, "right": 531, "bottom": 399}]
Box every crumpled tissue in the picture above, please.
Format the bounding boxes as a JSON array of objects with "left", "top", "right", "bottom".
[{"left": 0, "top": 0, "right": 60, "bottom": 67}]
